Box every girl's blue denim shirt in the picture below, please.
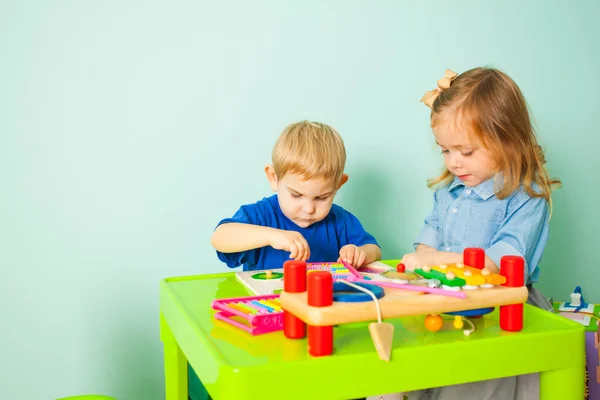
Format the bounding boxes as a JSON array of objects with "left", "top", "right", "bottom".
[{"left": 414, "top": 176, "right": 549, "bottom": 284}]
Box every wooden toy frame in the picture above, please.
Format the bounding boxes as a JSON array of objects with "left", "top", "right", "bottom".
[{"left": 279, "top": 248, "right": 528, "bottom": 357}]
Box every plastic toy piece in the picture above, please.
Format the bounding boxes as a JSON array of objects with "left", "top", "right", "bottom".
[
  {"left": 307, "top": 271, "right": 333, "bottom": 357},
  {"left": 564, "top": 286, "right": 588, "bottom": 312},
  {"left": 396, "top": 263, "right": 406, "bottom": 273},
  {"left": 499, "top": 255, "right": 525, "bottom": 331},
  {"left": 283, "top": 261, "right": 307, "bottom": 339},
  {"left": 307, "top": 261, "right": 362, "bottom": 281},
  {"left": 570, "top": 291, "right": 581, "bottom": 307},
  {"left": 332, "top": 282, "right": 385, "bottom": 302},
  {"left": 453, "top": 315, "right": 463, "bottom": 329},
  {"left": 211, "top": 294, "right": 283, "bottom": 335},
  {"left": 424, "top": 314, "right": 443, "bottom": 332},
  {"left": 354, "top": 278, "right": 467, "bottom": 299},
  {"left": 414, "top": 267, "right": 466, "bottom": 287},
  {"left": 445, "top": 307, "right": 494, "bottom": 317}
]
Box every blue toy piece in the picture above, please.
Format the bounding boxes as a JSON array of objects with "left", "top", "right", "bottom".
[
  {"left": 332, "top": 282, "right": 385, "bottom": 303},
  {"left": 445, "top": 307, "right": 495, "bottom": 317},
  {"left": 564, "top": 286, "right": 588, "bottom": 312}
]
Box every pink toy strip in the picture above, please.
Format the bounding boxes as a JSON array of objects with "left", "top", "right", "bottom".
[
  {"left": 354, "top": 278, "right": 467, "bottom": 299},
  {"left": 340, "top": 260, "right": 363, "bottom": 281}
]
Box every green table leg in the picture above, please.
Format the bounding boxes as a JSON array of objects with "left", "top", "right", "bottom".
[
  {"left": 160, "top": 313, "right": 188, "bottom": 400},
  {"left": 540, "top": 366, "right": 584, "bottom": 399}
]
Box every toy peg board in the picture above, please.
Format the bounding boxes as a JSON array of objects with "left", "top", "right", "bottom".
[
  {"left": 236, "top": 261, "right": 377, "bottom": 295},
  {"left": 236, "top": 268, "right": 285, "bottom": 295},
  {"left": 280, "top": 285, "right": 528, "bottom": 326}
]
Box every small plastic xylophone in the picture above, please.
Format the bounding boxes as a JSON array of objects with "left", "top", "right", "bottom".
[{"left": 211, "top": 294, "right": 283, "bottom": 335}]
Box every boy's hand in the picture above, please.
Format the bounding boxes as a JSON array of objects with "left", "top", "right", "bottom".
[
  {"left": 338, "top": 244, "right": 367, "bottom": 268},
  {"left": 269, "top": 229, "right": 310, "bottom": 261}
]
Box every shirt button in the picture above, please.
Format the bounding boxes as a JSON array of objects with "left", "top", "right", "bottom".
[
  {"left": 451, "top": 208, "right": 458, "bottom": 214},
  {"left": 465, "top": 189, "right": 472, "bottom": 195}
]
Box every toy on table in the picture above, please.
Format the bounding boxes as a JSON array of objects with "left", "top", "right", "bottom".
[
  {"left": 211, "top": 294, "right": 283, "bottom": 335},
  {"left": 235, "top": 261, "right": 362, "bottom": 296},
  {"left": 557, "top": 286, "right": 596, "bottom": 326},
  {"left": 279, "top": 248, "right": 528, "bottom": 360}
]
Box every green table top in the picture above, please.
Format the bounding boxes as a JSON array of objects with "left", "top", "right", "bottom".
[{"left": 160, "top": 271, "right": 585, "bottom": 399}]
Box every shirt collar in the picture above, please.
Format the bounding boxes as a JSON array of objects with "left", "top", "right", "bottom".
[{"left": 448, "top": 176, "right": 498, "bottom": 200}]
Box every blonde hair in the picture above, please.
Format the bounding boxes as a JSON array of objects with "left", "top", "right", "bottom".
[
  {"left": 427, "top": 67, "right": 561, "bottom": 205},
  {"left": 272, "top": 120, "right": 346, "bottom": 184}
]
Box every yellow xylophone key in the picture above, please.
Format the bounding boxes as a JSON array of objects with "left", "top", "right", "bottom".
[
  {"left": 458, "top": 263, "right": 507, "bottom": 285},
  {"left": 229, "top": 302, "right": 257, "bottom": 314}
]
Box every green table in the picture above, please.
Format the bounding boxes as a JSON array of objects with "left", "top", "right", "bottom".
[{"left": 160, "top": 271, "right": 585, "bottom": 400}]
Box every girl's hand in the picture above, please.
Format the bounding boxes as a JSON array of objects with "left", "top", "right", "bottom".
[
  {"left": 401, "top": 250, "right": 439, "bottom": 271},
  {"left": 338, "top": 244, "right": 367, "bottom": 268},
  {"left": 268, "top": 229, "right": 310, "bottom": 261}
]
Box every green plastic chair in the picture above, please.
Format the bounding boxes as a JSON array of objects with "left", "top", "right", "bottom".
[{"left": 56, "top": 395, "right": 116, "bottom": 400}]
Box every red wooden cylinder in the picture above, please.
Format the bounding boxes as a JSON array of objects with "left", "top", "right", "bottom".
[
  {"left": 306, "top": 271, "right": 333, "bottom": 355},
  {"left": 463, "top": 247, "right": 485, "bottom": 270},
  {"left": 283, "top": 310, "right": 306, "bottom": 339},
  {"left": 500, "top": 255, "right": 525, "bottom": 287},
  {"left": 308, "top": 325, "right": 333, "bottom": 356},
  {"left": 283, "top": 260, "right": 307, "bottom": 293},
  {"left": 499, "top": 255, "right": 525, "bottom": 332},
  {"left": 307, "top": 271, "right": 333, "bottom": 307}
]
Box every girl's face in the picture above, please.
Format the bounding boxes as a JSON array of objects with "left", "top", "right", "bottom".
[{"left": 432, "top": 117, "right": 498, "bottom": 187}]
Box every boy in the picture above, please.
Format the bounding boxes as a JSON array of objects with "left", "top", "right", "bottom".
[
  {"left": 212, "top": 120, "right": 381, "bottom": 269},
  {"left": 188, "top": 121, "right": 382, "bottom": 400}
]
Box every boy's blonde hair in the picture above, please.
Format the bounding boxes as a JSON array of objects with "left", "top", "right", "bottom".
[
  {"left": 427, "top": 67, "right": 561, "bottom": 203},
  {"left": 272, "top": 121, "right": 346, "bottom": 185}
]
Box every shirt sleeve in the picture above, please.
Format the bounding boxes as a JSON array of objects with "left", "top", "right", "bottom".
[
  {"left": 340, "top": 211, "right": 380, "bottom": 248},
  {"left": 414, "top": 191, "right": 441, "bottom": 250},
  {"left": 485, "top": 194, "right": 549, "bottom": 283},
  {"left": 214, "top": 205, "right": 261, "bottom": 269}
]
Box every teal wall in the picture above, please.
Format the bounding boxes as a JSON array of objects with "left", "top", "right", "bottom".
[{"left": 2, "top": 1, "right": 598, "bottom": 399}]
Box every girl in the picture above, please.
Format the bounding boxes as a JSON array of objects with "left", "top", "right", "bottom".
[
  {"left": 405, "top": 67, "right": 560, "bottom": 307},
  {"left": 369, "top": 67, "right": 561, "bottom": 400}
]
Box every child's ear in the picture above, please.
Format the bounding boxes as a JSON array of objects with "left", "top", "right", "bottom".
[
  {"left": 265, "top": 164, "right": 279, "bottom": 191},
  {"left": 337, "top": 174, "right": 349, "bottom": 189}
]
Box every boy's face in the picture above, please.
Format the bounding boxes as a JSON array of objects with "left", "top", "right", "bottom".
[
  {"left": 266, "top": 167, "right": 346, "bottom": 228},
  {"left": 433, "top": 116, "right": 498, "bottom": 187}
]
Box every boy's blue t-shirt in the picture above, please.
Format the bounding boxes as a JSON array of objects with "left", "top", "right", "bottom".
[{"left": 216, "top": 195, "right": 379, "bottom": 271}]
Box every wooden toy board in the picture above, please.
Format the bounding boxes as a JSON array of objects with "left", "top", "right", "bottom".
[
  {"left": 279, "top": 285, "right": 529, "bottom": 326},
  {"left": 236, "top": 261, "right": 396, "bottom": 295}
]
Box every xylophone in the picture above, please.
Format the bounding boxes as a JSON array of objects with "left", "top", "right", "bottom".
[{"left": 211, "top": 294, "right": 283, "bottom": 335}]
